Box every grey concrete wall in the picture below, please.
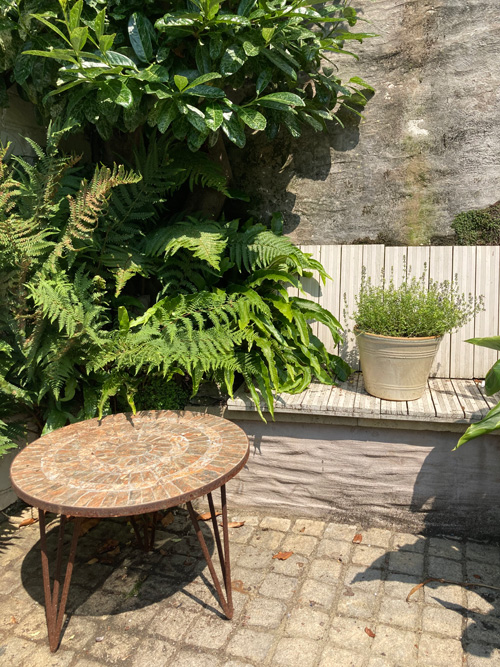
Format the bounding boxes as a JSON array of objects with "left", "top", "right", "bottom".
[
  {"left": 229, "top": 0, "right": 500, "bottom": 245},
  {"left": 227, "top": 419, "right": 500, "bottom": 538}
]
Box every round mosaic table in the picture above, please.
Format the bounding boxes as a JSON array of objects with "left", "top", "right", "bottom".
[{"left": 10, "top": 410, "right": 249, "bottom": 652}]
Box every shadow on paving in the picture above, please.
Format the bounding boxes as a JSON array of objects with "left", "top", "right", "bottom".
[
  {"left": 351, "top": 535, "right": 500, "bottom": 661},
  {"left": 19, "top": 507, "right": 221, "bottom": 639}
]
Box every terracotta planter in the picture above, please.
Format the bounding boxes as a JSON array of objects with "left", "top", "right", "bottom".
[{"left": 356, "top": 331, "right": 443, "bottom": 401}]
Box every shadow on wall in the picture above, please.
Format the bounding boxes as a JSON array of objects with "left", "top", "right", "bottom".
[{"left": 226, "top": 99, "right": 370, "bottom": 234}]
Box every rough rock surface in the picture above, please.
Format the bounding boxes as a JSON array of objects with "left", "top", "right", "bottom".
[{"left": 229, "top": 0, "right": 500, "bottom": 244}]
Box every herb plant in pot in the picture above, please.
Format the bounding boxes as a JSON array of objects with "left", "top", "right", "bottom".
[{"left": 352, "top": 267, "right": 483, "bottom": 401}]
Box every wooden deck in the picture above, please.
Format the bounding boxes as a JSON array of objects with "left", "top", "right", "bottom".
[{"left": 227, "top": 374, "right": 498, "bottom": 425}]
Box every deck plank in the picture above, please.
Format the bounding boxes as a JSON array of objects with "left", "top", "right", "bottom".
[
  {"left": 380, "top": 398, "right": 408, "bottom": 418},
  {"left": 327, "top": 374, "right": 359, "bottom": 416},
  {"left": 354, "top": 374, "right": 381, "bottom": 417},
  {"left": 227, "top": 375, "right": 497, "bottom": 429},
  {"left": 406, "top": 385, "right": 436, "bottom": 421},
  {"left": 478, "top": 385, "right": 500, "bottom": 412},
  {"left": 452, "top": 379, "right": 490, "bottom": 420},
  {"left": 429, "top": 378, "right": 465, "bottom": 421}
]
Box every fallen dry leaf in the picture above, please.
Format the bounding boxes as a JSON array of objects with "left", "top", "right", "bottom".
[
  {"left": 97, "top": 539, "right": 119, "bottom": 554},
  {"left": 232, "top": 580, "right": 251, "bottom": 595},
  {"left": 219, "top": 521, "right": 245, "bottom": 529},
  {"left": 196, "top": 511, "right": 222, "bottom": 521},
  {"left": 80, "top": 518, "right": 100, "bottom": 536},
  {"left": 87, "top": 558, "right": 99, "bottom": 565},
  {"left": 272, "top": 551, "right": 293, "bottom": 561},
  {"left": 161, "top": 512, "right": 174, "bottom": 527},
  {"left": 19, "top": 517, "right": 38, "bottom": 527},
  {"left": 100, "top": 546, "right": 120, "bottom": 564},
  {"left": 473, "top": 574, "right": 481, "bottom": 579},
  {"left": 299, "top": 527, "right": 305, "bottom": 533},
  {"left": 352, "top": 533, "right": 363, "bottom": 544},
  {"left": 343, "top": 586, "right": 355, "bottom": 597},
  {"left": 10, "top": 616, "right": 17, "bottom": 624},
  {"left": 406, "top": 577, "right": 500, "bottom": 603},
  {"left": 364, "top": 627, "right": 376, "bottom": 638}
]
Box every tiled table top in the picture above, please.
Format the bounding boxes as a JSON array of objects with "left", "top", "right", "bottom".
[{"left": 10, "top": 411, "right": 249, "bottom": 517}]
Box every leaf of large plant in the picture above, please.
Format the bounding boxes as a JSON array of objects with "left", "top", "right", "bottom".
[
  {"left": 485, "top": 359, "right": 500, "bottom": 396},
  {"left": 205, "top": 103, "right": 224, "bottom": 131},
  {"left": 128, "top": 13, "right": 155, "bottom": 63},
  {"left": 466, "top": 336, "right": 500, "bottom": 351},
  {"left": 454, "top": 402, "right": 500, "bottom": 448}
]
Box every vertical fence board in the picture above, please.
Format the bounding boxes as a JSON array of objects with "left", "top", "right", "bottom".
[
  {"left": 384, "top": 247, "right": 408, "bottom": 286},
  {"left": 429, "top": 246, "right": 453, "bottom": 378},
  {"left": 406, "top": 246, "right": 431, "bottom": 284},
  {"left": 474, "top": 246, "right": 500, "bottom": 378},
  {"left": 339, "top": 245, "right": 365, "bottom": 370},
  {"left": 361, "top": 245, "right": 385, "bottom": 286},
  {"left": 450, "top": 246, "right": 476, "bottom": 378},
  {"left": 317, "top": 245, "right": 342, "bottom": 353}
]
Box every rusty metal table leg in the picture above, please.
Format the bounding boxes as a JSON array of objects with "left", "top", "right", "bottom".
[
  {"left": 39, "top": 511, "right": 83, "bottom": 652},
  {"left": 187, "top": 484, "right": 233, "bottom": 619}
]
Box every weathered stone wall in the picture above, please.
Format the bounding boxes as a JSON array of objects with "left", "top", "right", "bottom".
[{"left": 229, "top": 0, "right": 500, "bottom": 244}]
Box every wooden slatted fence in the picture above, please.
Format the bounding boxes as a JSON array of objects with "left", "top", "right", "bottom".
[{"left": 295, "top": 245, "right": 500, "bottom": 379}]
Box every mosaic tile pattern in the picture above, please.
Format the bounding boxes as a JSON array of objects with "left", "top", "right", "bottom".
[{"left": 10, "top": 411, "right": 249, "bottom": 517}]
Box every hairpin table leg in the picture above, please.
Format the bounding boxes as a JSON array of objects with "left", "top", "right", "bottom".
[
  {"left": 39, "top": 511, "right": 83, "bottom": 652},
  {"left": 187, "top": 484, "right": 233, "bottom": 619}
]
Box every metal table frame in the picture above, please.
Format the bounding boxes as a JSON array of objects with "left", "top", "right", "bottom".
[{"left": 10, "top": 411, "right": 249, "bottom": 652}]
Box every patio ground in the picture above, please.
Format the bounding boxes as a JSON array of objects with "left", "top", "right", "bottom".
[{"left": 1, "top": 502, "right": 500, "bottom": 667}]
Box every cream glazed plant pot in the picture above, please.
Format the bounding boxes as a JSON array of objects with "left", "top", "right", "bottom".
[{"left": 356, "top": 331, "right": 443, "bottom": 401}]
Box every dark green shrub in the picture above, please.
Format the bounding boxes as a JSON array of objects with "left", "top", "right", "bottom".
[{"left": 451, "top": 201, "right": 500, "bottom": 245}]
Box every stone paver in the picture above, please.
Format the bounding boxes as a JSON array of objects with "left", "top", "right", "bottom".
[{"left": 1, "top": 504, "right": 500, "bottom": 667}]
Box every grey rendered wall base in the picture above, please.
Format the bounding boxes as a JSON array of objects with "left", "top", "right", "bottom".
[
  {"left": 0, "top": 450, "right": 18, "bottom": 511},
  {"left": 225, "top": 417, "right": 500, "bottom": 539}
]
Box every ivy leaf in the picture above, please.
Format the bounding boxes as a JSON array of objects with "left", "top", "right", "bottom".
[
  {"left": 256, "top": 69, "right": 272, "bottom": 95},
  {"left": 155, "top": 13, "right": 199, "bottom": 30},
  {"left": 262, "top": 48, "right": 297, "bottom": 79},
  {"left": 128, "top": 13, "right": 155, "bottom": 63},
  {"left": 213, "top": 15, "right": 250, "bottom": 26},
  {"left": 102, "top": 80, "right": 133, "bottom": 107},
  {"left": 104, "top": 51, "right": 137, "bottom": 68},
  {"left": 261, "top": 27, "right": 275, "bottom": 43},
  {"left": 258, "top": 92, "right": 304, "bottom": 107},
  {"left": 24, "top": 49, "right": 78, "bottom": 65},
  {"left": 205, "top": 102, "right": 224, "bottom": 131},
  {"left": 94, "top": 9, "right": 105, "bottom": 39},
  {"left": 99, "top": 34, "right": 115, "bottom": 53},
  {"left": 222, "top": 111, "right": 246, "bottom": 148},
  {"left": 238, "top": 107, "right": 266, "bottom": 130},
  {"left": 174, "top": 74, "right": 188, "bottom": 91},
  {"left": 69, "top": 0, "right": 83, "bottom": 31},
  {"left": 220, "top": 45, "right": 247, "bottom": 76},
  {"left": 185, "top": 72, "right": 222, "bottom": 89},
  {"left": 242, "top": 40, "right": 260, "bottom": 57},
  {"left": 237, "top": 0, "right": 256, "bottom": 16},
  {"left": 70, "top": 26, "right": 88, "bottom": 53},
  {"left": 185, "top": 84, "right": 224, "bottom": 98},
  {"left": 349, "top": 75, "right": 374, "bottom": 91}
]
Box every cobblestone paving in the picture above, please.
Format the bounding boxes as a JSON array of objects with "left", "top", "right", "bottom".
[{"left": 1, "top": 504, "right": 500, "bottom": 666}]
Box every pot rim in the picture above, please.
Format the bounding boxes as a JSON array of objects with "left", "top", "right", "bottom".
[{"left": 355, "top": 329, "right": 443, "bottom": 342}]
